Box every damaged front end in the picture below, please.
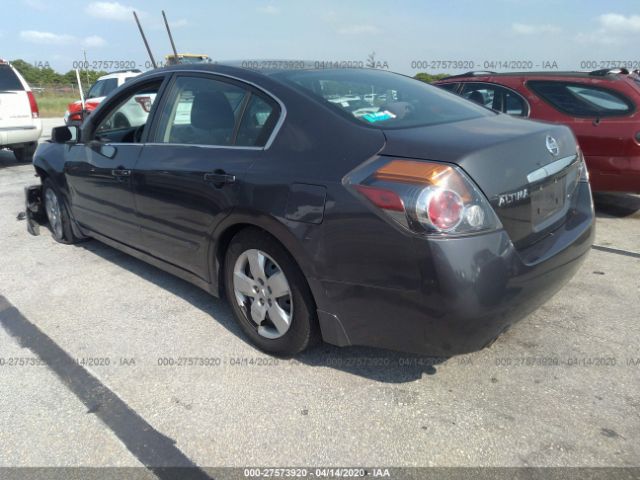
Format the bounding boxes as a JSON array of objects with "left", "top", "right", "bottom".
[{"left": 24, "top": 184, "right": 45, "bottom": 235}]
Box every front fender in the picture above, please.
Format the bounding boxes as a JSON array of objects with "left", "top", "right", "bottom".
[{"left": 33, "top": 142, "right": 69, "bottom": 191}]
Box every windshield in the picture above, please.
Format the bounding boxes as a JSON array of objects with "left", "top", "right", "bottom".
[
  {"left": 273, "top": 69, "right": 492, "bottom": 129},
  {"left": 86, "top": 78, "right": 118, "bottom": 99}
]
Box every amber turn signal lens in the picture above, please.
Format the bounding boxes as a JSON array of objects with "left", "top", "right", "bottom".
[{"left": 374, "top": 160, "right": 472, "bottom": 202}]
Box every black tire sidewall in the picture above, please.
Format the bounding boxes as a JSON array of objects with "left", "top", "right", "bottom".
[
  {"left": 43, "top": 179, "right": 75, "bottom": 244},
  {"left": 224, "top": 229, "right": 317, "bottom": 357}
]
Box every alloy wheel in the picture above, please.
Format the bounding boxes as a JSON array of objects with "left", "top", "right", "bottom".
[
  {"left": 232, "top": 248, "right": 293, "bottom": 339},
  {"left": 44, "top": 188, "right": 63, "bottom": 240}
]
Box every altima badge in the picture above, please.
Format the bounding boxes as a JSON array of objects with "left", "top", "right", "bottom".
[
  {"left": 546, "top": 136, "right": 560, "bottom": 156},
  {"left": 497, "top": 188, "right": 529, "bottom": 207}
]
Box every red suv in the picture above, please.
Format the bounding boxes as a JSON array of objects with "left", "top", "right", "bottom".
[{"left": 434, "top": 69, "right": 640, "bottom": 193}]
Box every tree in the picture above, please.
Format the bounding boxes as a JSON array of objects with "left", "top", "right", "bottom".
[
  {"left": 10, "top": 59, "right": 107, "bottom": 90},
  {"left": 414, "top": 72, "right": 451, "bottom": 83}
]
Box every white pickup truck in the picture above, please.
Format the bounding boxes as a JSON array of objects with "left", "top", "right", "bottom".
[{"left": 0, "top": 59, "right": 42, "bottom": 162}]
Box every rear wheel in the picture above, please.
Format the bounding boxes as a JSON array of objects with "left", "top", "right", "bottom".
[
  {"left": 224, "top": 228, "right": 319, "bottom": 356},
  {"left": 13, "top": 143, "right": 37, "bottom": 163},
  {"left": 43, "top": 179, "right": 81, "bottom": 244}
]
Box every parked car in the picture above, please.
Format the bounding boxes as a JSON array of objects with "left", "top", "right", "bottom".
[
  {"left": 434, "top": 68, "right": 640, "bottom": 193},
  {"left": 64, "top": 70, "right": 141, "bottom": 125},
  {"left": 26, "top": 63, "right": 594, "bottom": 357},
  {"left": 0, "top": 59, "right": 42, "bottom": 162}
]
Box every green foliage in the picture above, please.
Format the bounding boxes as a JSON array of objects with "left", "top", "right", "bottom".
[
  {"left": 413, "top": 73, "right": 451, "bottom": 83},
  {"left": 9, "top": 59, "right": 107, "bottom": 89}
]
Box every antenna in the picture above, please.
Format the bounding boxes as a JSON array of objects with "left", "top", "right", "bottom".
[
  {"left": 162, "top": 10, "right": 179, "bottom": 59},
  {"left": 133, "top": 11, "right": 157, "bottom": 69}
]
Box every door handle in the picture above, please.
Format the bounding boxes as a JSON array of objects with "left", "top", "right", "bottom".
[
  {"left": 111, "top": 169, "right": 131, "bottom": 177},
  {"left": 204, "top": 171, "right": 236, "bottom": 186}
]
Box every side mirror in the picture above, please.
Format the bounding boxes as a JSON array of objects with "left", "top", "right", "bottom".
[{"left": 51, "top": 125, "right": 80, "bottom": 144}]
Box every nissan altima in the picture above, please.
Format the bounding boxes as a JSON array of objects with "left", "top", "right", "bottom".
[{"left": 26, "top": 63, "right": 595, "bottom": 356}]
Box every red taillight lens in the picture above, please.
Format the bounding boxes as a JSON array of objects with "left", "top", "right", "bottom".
[
  {"left": 134, "top": 96, "right": 152, "bottom": 112},
  {"left": 27, "top": 91, "right": 39, "bottom": 119},
  {"left": 347, "top": 157, "right": 500, "bottom": 236},
  {"left": 419, "top": 188, "right": 464, "bottom": 231},
  {"left": 355, "top": 185, "right": 404, "bottom": 212}
]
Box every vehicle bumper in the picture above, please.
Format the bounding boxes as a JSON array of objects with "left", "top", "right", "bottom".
[
  {"left": 24, "top": 184, "right": 45, "bottom": 236},
  {"left": 316, "top": 182, "right": 595, "bottom": 356},
  {"left": 0, "top": 122, "right": 42, "bottom": 147}
]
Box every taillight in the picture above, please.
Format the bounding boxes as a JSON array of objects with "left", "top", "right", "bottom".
[
  {"left": 27, "top": 91, "right": 39, "bottom": 119},
  {"left": 345, "top": 157, "right": 501, "bottom": 235},
  {"left": 134, "top": 96, "right": 152, "bottom": 112},
  {"left": 577, "top": 146, "right": 589, "bottom": 183}
]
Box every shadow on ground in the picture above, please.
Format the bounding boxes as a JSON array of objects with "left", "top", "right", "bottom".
[
  {"left": 0, "top": 149, "right": 24, "bottom": 169},
  {"left": 594, "top": 192, "right": 640, "bottom": 218},
  {"left": 73, "top": 238, "right": 447, "bottom": 383}
]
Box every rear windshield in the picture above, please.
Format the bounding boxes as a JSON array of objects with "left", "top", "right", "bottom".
[
  {"left": 273, "top": 69, "right": 492, "bottom": 129},
  {"left": 0, "top": 65, "right": 24, "bottom": 91}
]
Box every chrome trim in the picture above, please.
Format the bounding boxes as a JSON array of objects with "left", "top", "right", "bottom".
[
  {"left": 144, "top": 142, "right": 263, "bottom": 151},
  {"left": 0, "top": 125, "right": 38, "bottom": 131},
  {"left": 154, "top": 69, "right": 287, "bottom": 151},
  {"left": 527, "top": 154, "right": 577, "bottom": 184}
]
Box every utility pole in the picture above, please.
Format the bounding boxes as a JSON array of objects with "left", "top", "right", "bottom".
[{"left": 83, "top": 50, "right": 90, "bottom": 87}]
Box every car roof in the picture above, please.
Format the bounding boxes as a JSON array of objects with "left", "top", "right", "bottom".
[{"left": 440, "top": 69, "right": 639, "bottom": 82}]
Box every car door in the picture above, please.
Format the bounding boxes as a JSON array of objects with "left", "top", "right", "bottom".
[
  {"left": 133, "top": 73, "right": 281, "bottom": 280},
  {"left": 64, "top": 76, "right": 167, "bottom": 246}
]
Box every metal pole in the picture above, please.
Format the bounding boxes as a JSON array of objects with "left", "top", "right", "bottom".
[
  {"left": 133, "top": 11, "right": 157, "bottom": 69},
  {"left": 75, "top": 68, "right": 85, "bottom": 111},
  {"left": 162, "top": 10, "right": 178, "bottom": 59}
]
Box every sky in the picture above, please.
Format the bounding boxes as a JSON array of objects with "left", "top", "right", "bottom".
[{"left": 2, "top": 0, "right": 640, "bottom": 75}]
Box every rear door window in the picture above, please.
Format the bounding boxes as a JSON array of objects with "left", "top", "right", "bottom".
[
  {"left": 527, "top": 80, "right": 634, "bottom": 117},
  {"left": 155, "top": 75, "right": 280, "bottom": 147},
  {"left": 461, "top": 82, "right": 528, "bottom": 116},
  {"left": 155, "top": 75, "right": 248, "bottom": 146},
  {"left": 0, "top": 65, "right": 24, "bottom": 91},
  {"left": 235, "top": 94, "right": 277, "bottom": 147}
]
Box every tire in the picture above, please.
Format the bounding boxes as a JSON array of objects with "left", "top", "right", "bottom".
[
  {"left": 43, "top": 179, "right": 81, "bottom": 244},
  {"left": 13, "top": 143, "right": 37, "bottom": 163},
  {"left": 224, "top": 228, "right": 319, "bottom": 357}
]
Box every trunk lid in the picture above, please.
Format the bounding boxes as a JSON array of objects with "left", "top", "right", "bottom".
[{"left": 381, "top": 114, "right": 581, "bottom": 248}]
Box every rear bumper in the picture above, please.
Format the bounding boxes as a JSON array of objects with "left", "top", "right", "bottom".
[
  {"left": 317, "top": 182, "right": 595, "bottom": 356},
  {"left": 0, "top": 122, "right": 42, "bottom": 147}
]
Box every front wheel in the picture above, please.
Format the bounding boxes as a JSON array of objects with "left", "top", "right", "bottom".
[
  {"left": 224, "top": 228, "right": 319, "bottom": 356},
  {"left": 43, "top": 179, "right": 81, "bottom": 244}
]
